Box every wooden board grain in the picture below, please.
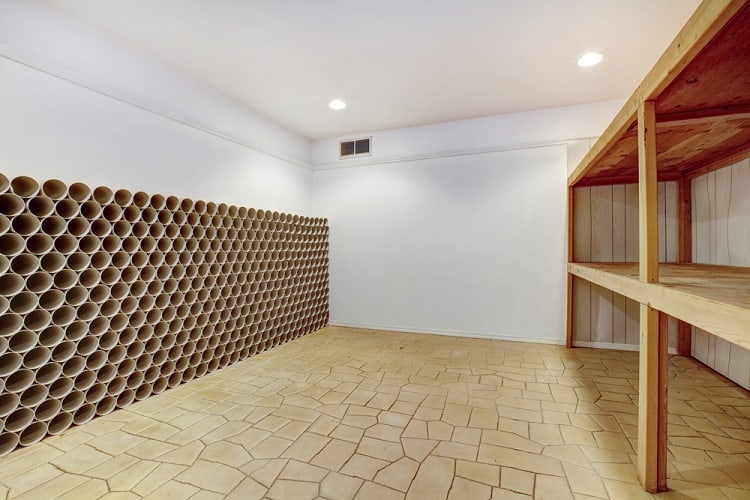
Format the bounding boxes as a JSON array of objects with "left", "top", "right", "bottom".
[
  {"left": 569, "top": 262, "right": 750, "bottom": 351},
  {"left": 569, "top": 1, "right": 750, "bottom": 187}
]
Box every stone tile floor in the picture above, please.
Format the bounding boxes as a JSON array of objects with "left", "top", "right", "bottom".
[{"left": 0, "top": 326, "right": 749, "bottom": 499}]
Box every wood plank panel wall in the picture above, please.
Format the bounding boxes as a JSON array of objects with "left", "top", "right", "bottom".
[
  {"left": 571, "top": 182, "right": 679, "bottom": 350},
  {"left": 692, "top": 159, "right": 750, "bottom": 390}
]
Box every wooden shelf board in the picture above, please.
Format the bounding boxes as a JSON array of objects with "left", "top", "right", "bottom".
[
  {"left": 568, "top": 262, "right": 750, "bottom": 350},
  {"left": 569, "top": 0, "right": 750, "bottom": 187}
]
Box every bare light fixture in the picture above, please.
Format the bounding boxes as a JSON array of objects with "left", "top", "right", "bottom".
[
  {"left": 577, "top": 52, "right": 603, "bottom": 67},
  {"left": 328, "top": 99, "right": 346, "bottom": 110}
]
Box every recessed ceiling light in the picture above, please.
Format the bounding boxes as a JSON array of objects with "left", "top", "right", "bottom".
[
  {"left": 329, "top": 99, "right": 346, "bottom": 110},
  {"left": 577, "top": 52, "right": 603, "bottom": 68}
]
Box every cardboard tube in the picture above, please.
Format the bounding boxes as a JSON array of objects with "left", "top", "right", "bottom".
[
  {"left": 42, "top": 251, "right": 68, "bottom": 273},
  {"left": 91, "top": 219, "right": 111, "bottom": 238},
  {"left": 111, "top": 188, "right": 131, "bottom": 207},
  {"left": 135, "top": 383, "right": 152, "bottom": 401},
  {"left": 80, "top": 200, "right": 101, "bottom": 219},
  {"left": 132, "top": 191, "right": 148, "bottom": 208},
  {"left": 23, "top": 346, "right": 51, "bottom": 369},
  {"left": 50, "top": 234, "right": 78, "bottom": 255},
  {"left": 6, "top": 369, "right": 35, "bottom": 394},
  {"left": 75, "top": 369, "right": 97, "bottom": 391},
  {"left": 135, "top": 352, "right": 152, "bottom": 372},
  {"left": 84, "top": 384, "right": 104, "bottom": 403},
  {"left": 131, "top": 221, "right": 148, "bottom": 238},
  {"left": 112, "top": 220, "right": 130, "bottom": 238},
  {"left": 167, "top": 371, "right": 182, "bottom": 388},
  {"left": 23, "top": 308, "right": 50, "bottom": 331},
  {"left": 10, "top": 254, "right": 40, "bottom": 276},
  {"left": 127, "top": 341, "right": 145, "bottom": 361},
  {"left": 126, "top": 370, "right": 144, "bottom": 389},
  {"left": 92, "top": 186, "right": 113, "bottom": 205},
  {"left": 52, "top": 340, "right": 76, "bottom": 363},
  {"left": 101, "top": 235, "right": 119, "bottom": 254},
  {"left": 0, "top": 393, "right": 20, "bottom": 420},
  {"left": 73, "top": 403, "right": 96, "bottom": 424},
  {"left": 10, "top": 176, "right": 38, "bottom": 198},
  {"left": 39, "top": 179, "right": 66, "bottom": 200},
  {"left": 54, "top": 199, "right": 78, "bottom": 219},
  {"left": 5, "top": 408, "right": 34, "bottom": 435},
  {"left": 27, "top": 196, "right": 54, "bottom": 219},
  {"left": 123, "top": 205, "right": 140, "bottom": 223},
  {"left": 116, "top": 389, "right": 135, "bottom": 409},
  {"left": 147, "top": 193, "right": 165, "bottom": 210},
  {"left": 158, "top": 209, "right": 172, "bottom": 225},
  {"left": 39, "top": 325, "right": 65, "bottom": 347},
  {"left": 141, "top": 206, "right": 157, "bottom": 224},
  {"left": 96, "top": 396, "right": 116, "bottom": 416},
  {"left": 129, "top": 252, "right": 147, "bottom": 270},
  {"left": 119, "top": 327, "right": 137, "bottom": 347},
  {"left": 19, "top": 384, "right": 48, "bottom": 409},
  {"left": 87, "top": 352, "right": 107, "bottom": 372},
  {"left": 96, "top": 364, "right": 117, "bottom": 384},
  {"left": 52, "top": 302, "right": 79, "bottom": 327},
  {"left": 99, "top": 331, "right": 118, "bottom": 351},
  {"left": 152, "top": 376, "right": 167, "bottom": 394},
  {"left": 76, "top": 336, "right": 98, "bottom": 357},
  {"left": 53, "top": 270, "right": 76, "bottom": 291},
  {"left": 0, "top": 274, "right": 25, "bottom": 296},
  {"left": 67, "top": 183, "right": 90, "bottom": 203},
  {"left": 0, "top": 352, "right": 23, "bottom": 377},
  {"left": 47, "top": 376, "right": 73, "bottom": 400},
  {"left": 26, "top": 233, "right": 54, "bottom": 255},
  {"left": 65, "top": 284, "right": 88, "bottom": 306},
  {"left": 48, "top": 411, "right": 73, "bottom": 435},
  {"left": 108, "top": 345, "right": 127, "bottom": 365},
  {"left": 89, "top": 317, "right": 108, "bottom": 336},
  {"left": 67, "top": 217, "right": 89, "bottom": 237},
  {"left": 78, "top": 268, "right": 100, "bottom": 287},
  {"left": 39, "top": 289, "right": 64, "bottom": 311},
  {"left": 0, "top": 194, "right": 25, "bottom": 218},
  {"left": 62, "top": 390, "right": 85, "bottom": 412},
  {"left": 193, "top": 199, "right": 207, "bottom": 215},
  {"left": 101, "top": 268, "right": 120, "bottom": 286}
]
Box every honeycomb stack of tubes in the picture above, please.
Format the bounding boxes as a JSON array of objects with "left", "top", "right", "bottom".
[{"left": 0, "top": 174, "right": 329, "bottom": 455}]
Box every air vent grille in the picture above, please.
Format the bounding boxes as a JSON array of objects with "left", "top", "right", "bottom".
[{"left": 339, "top": 137, "right": 371, "bottom": 158}]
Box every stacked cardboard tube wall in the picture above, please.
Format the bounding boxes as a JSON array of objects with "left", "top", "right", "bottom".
[{"left": 0, "top": 174, "right": 329, "bottom": 456}]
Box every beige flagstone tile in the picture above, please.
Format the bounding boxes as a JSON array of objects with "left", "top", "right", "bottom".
[
  {"left": 456, "top": 460, "right": 500, "bottom": 487},
  {"left": 448, "top": 477, "right": 492, "bottom": 500},
  {"left": 311, "top": 438, "right": 358, "bottom": 471},
  {"left": 500, "top": 467, "right": 534, "bottom": 495},
  {"left": 340, "top": 454, "right": 390, "bottom": 480},
  {"left": 131, "top": 462, "right": 187, "bottom": 496},
  {"left": 0, "top": 326, "right": 748, "bottom": 500},
  {"left": 355, "top": 481, "right": 404, "bottom": 500},
  {"left": 406, "top": 455, "right": 454, "bottom": 500}
]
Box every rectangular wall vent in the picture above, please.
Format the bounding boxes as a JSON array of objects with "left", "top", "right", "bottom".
[{"left": 339, "top": 137, "right": 371, "bottom": 158}]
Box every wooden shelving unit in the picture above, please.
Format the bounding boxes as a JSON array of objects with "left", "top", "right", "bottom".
[{"left": 566, "top": 0, "right": 750, "bottom": 492}]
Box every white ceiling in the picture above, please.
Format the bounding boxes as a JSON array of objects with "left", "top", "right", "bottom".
[{"left": 38, "top": 0, "right": 701, "bottom": 140}]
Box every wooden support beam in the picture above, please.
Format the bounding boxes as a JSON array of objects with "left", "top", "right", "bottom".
[
  {"left": 637, "top": 100, "right": 668, "bottom": 492},
  {"left": 566, "top": 186, "right": 574, "bottom": 348},
  {"left": 677, "top": 178, "right": 693, "bottom": 356},
  {"left": 637, "top": 306, "right": 669, "bottom": 492},
  {"left": 638, "top": 101, "right": 659, "bottom": 283},
  {"left": 656, "top": 103, "right": 750, "bottom": 128}
]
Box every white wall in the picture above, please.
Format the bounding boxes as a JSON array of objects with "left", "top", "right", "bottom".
[
  {"left": 0, "top": 1, "right": 312, "bottom": 214},
  {"left": 312, "top": 101, "right": 622, "bottom": 343},
  {"left": 692, "top": 160, "right": 750, "bottom": 390}
]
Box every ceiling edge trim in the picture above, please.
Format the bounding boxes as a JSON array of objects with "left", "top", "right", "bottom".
[{"left": 0, "top": 42, "right": 313, "bottom": 172}]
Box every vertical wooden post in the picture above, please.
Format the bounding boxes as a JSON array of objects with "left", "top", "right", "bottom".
[
  {"left": 676, "top": 177, "right": 692, "bottom": 355},
  {"left": 638, "top": 101, "right": 659, "bottom": 284},
  {"left": 566, "top": 186, "right": 575, "bottom": 348},
  {"left": 637, "top": 100, "right": 667, "bottom": 492}
]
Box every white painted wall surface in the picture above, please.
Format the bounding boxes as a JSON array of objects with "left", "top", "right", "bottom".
[
  {"left": 0, "top": 1, "right": 312, "bottom": 214},
  {"left": 692, "top": 160, "right": 750, "bottom": 390},
  {"left": 311, "top": 102, "right": 625, "bottom": 343},
  {"left": 314, "top": 145, "right": 568, "bottom": 343}
]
